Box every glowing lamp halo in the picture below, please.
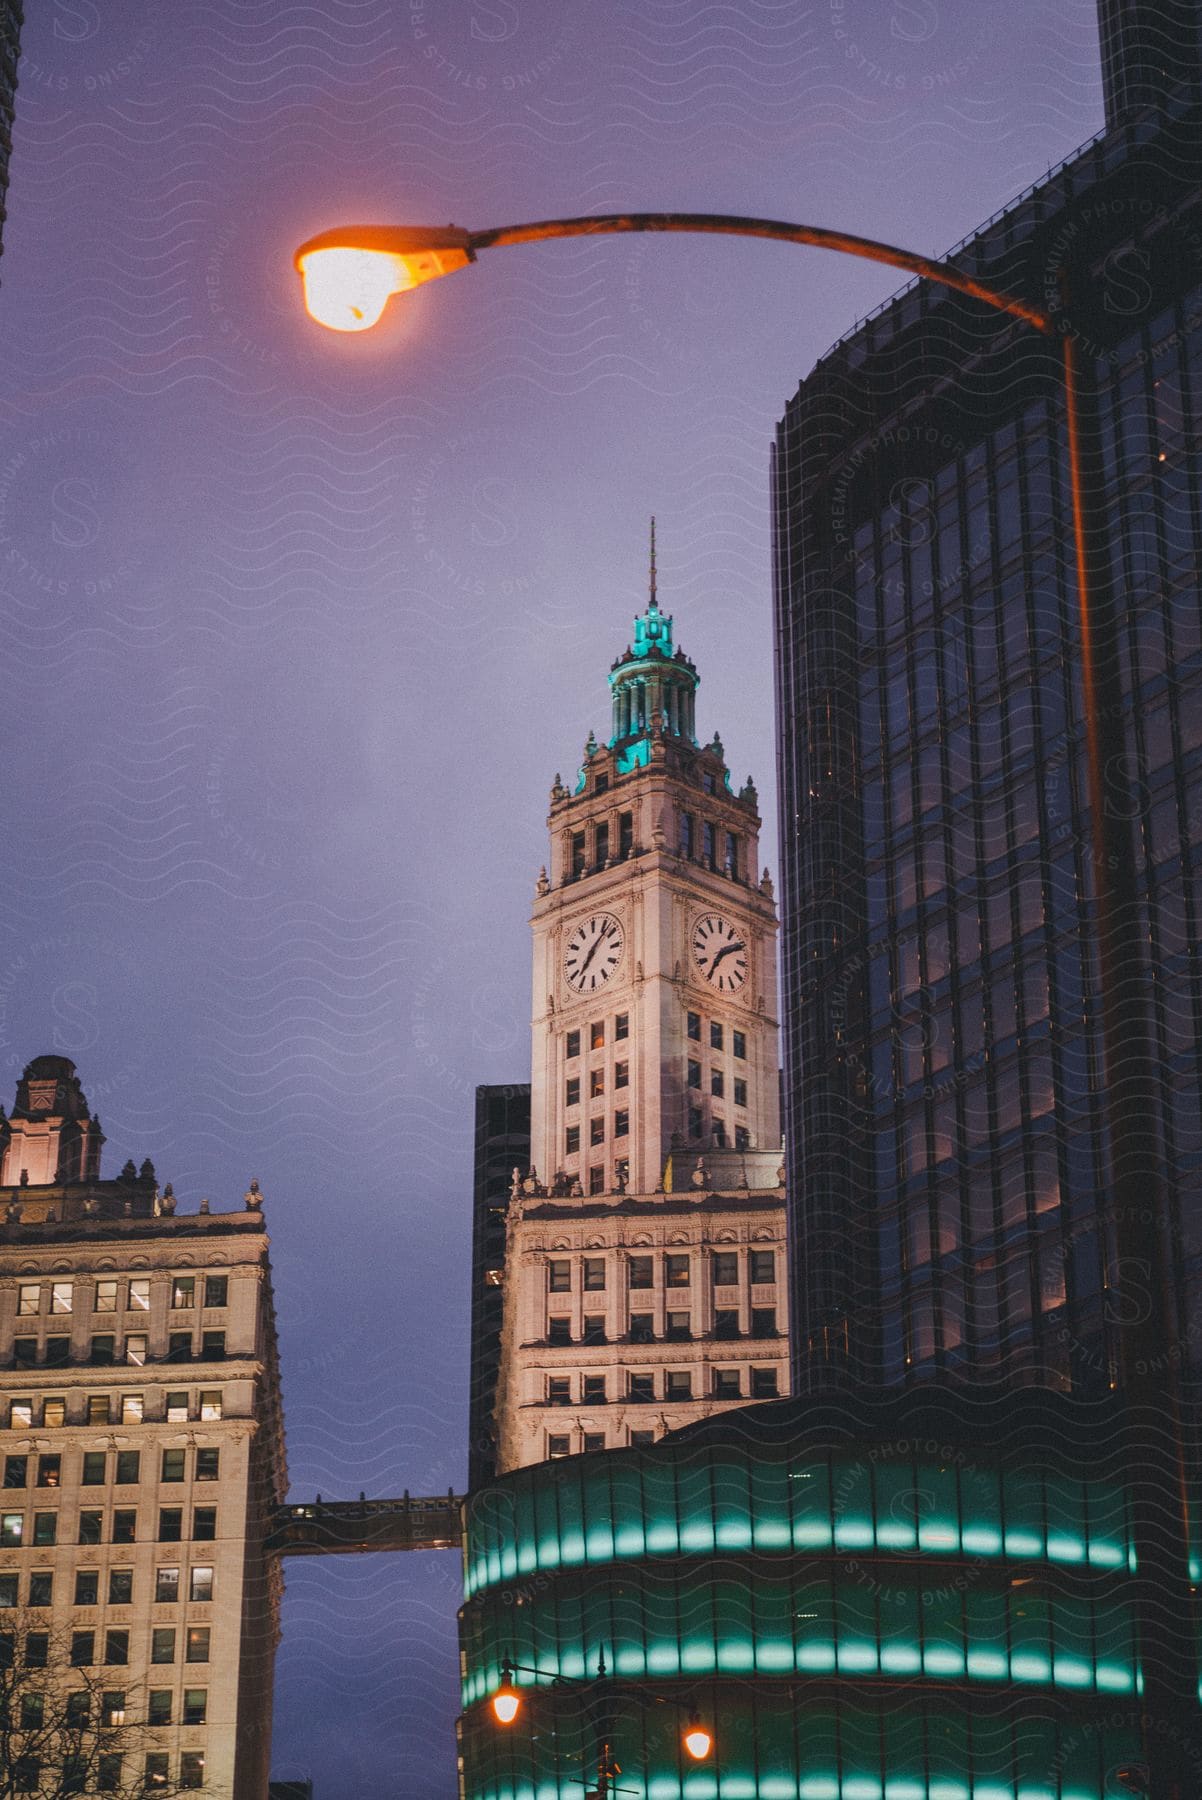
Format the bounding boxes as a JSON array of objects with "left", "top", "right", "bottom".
[
  {"left": 683, "top": 1715, "right": 712, "bottom": 1760},
  {"left": 491, "top": 1682, "right": 521, "bottom": 1726},
  {"left": 294, "top": 225, "right": 474, "bottom": 332}
]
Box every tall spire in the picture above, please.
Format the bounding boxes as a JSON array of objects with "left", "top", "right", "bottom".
[{"left": 649, "top": 515, "right": 657, "bottom": 607}]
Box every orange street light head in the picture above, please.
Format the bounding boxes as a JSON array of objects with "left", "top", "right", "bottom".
[
  {"left": 683, "top": 1714, "right": 712, "bottom": 1761},
  {"left": 491, "top": 1658, "right": 521, "bottom": 1725},
  {"left": 294, "top": 225, "right": 474, "bottom": 331}
]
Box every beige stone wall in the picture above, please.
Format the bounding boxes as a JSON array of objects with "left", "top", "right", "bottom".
[{"left": 0, "top": 1212, "right": 286, "bottom": 1800}]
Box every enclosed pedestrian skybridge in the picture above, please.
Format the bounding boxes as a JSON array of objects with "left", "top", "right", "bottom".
[{"left": 267, "top": 1492, "right": 463, "bottom": 1556}]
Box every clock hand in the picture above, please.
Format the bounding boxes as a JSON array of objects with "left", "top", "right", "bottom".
[
  {"left": 578, "top": 930, "right": 604, "bottom": 976},
  {"left": 710, "top": 940, "right": 745, "bottom": 972}
]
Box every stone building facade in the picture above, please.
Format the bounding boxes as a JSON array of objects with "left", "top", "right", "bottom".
[
  {"left": 489, "top": 553, "right": 790, "bottom": 1474},
  {"left": 0, "top": 1055, "right": 286, "bottom": 1799}
]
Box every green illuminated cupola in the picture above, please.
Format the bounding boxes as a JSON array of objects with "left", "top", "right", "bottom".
[{"left": 608, "top": 519, "right": 699, "bottom": 773}]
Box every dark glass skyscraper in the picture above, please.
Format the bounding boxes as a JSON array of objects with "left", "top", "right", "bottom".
[
  {"left": 468, "top": 1082, "right": 530, "bottom": 1489},
  {"left": 773, "top": 3, "right": 1202, "bottom": 1396},
  {"left": 0, "top": 3, "right": 20, "bottom": 269}
]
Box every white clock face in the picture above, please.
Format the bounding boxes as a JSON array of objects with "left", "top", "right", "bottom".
[
  {"left": 564, "top": 913, "right": 624, "bottom": 992},
  {"left": 693, "top": 914, "right": 748, "bottom": 992}
]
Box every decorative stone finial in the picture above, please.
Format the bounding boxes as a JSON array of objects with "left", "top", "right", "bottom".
[
  {"left": 536, "top": 866, "right": 550, "bottom": 896},
  {"left": 198, "top": 1198, "right": 210, "bottom": 1215},
  {"left": 159, "top": 1184, "right": 176, "bottom": 1216},
  {"left": 760, "top": 868, "right": 775, "bottom": 897},
  {"left": 245, "top": 1180, "right": 262, "bottom": 1210},
  {"left": 584, "top": 729, "right": 598, "bottom": 759},
  {"left": 140, "top": 1158, "right": 155, "bottom": 1182},
  {"left": 550, "top": 773, "right": 566, "bottom": 803}
]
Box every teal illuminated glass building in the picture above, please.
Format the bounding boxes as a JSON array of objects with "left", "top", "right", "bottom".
[{"left": 458, "top": 1393, "right": 1162, "bottom": 1799}]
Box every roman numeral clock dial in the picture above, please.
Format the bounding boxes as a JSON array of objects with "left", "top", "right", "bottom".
[
  {"left": 564, "top": 913, "right": 624, "bottom": 993},
  {"left": 693, "top": 914, "right": 748, "bottom": 992}
]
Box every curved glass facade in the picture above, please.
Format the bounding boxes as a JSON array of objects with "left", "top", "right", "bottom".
[{"left": 459, "top": 1400, "right": 1162, "bottom": 1800}]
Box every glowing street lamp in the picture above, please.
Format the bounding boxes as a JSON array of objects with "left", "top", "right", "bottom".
[
  {"left": 682, "top": 1713, "right": 712, "bottom": 1761},
  {"left": 294, "top": 225, "right": 473, "bottom": 332}
]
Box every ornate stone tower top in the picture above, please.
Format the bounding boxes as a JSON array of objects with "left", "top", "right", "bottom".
[
  {"left": 1, "top": 1055, "right": 105, "bottom": 1187},
  {"left": 607, "top": 521, "right": 700, "bottom": 763}
]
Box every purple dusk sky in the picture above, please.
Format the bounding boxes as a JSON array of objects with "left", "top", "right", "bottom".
[{"left": 1, "top": 2, "right": 1105, "bottom": 1791}]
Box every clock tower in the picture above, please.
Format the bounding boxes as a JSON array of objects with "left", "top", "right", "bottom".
[
  {"left": 482, "top": 533, "right": 788, "bottom": 1477},
  {"left": 530, "top": 537, "right": 780, "bottom": 1198}
]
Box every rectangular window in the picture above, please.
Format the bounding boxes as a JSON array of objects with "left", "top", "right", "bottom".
[
  {"left": 158, "top": 1509, "right": 182, "bottom": 1543},
  {"left": 628, "top": 1256, "right": 653, "bottom": 1289},
  {"left": 664, "top": 1310, "right": 691, "bottom": 1341},
  {"left": 733, "top": 1030, "right": 746, "bottom": 1059},
  {"left": 583, "top": 1433, "right": 606, "bottom": 1454},
  {"left": 192, "top": 1507, "right": 217, "bottom": 1542},
  {"left": 665, "top": 1254, "right": 690, "bottom": 1287},
  {"left": 161, "top": 1449, "right": 185, "bottom": 1483},
  {"left": 74, "top": 1571, "right": 99, "bottom": 1606},
  {"left": 687, "top": 1011, "right": 701, "bottom": 1042},
  {"left": 750, "top": 1250, "right": 776, "bottom": 1285},
  {"left": 628, "top": 1313, "right": 654, "bottom": 1344},
  {"left": 712, "top": 1120, "right": 726, "bottom": 1148},
  {"left": 94, "top": 1280, "right": 117, "bottom": 1313},
  {"left": 703, "top": 821, "right": 716, "bottom": 866},
  {"left": 581, "top": 1315, "right": 606, "bottom": 1345},
  {"left": 97, "top": 1756, "right": 122, "bottom": 1793},
  {"left": 13, "top": 1754, "right": 40, "bottom": 1793},
  {"left": 120, "top": 1396, "right": 143, "bottom": 1425},
  {"left": 733, "top": 1078, "right": 748, "bottom": 1108},
  {"left": 712, "top": 1368, "right": 741, "bottom": 1399},
  {"left": 44, "top": 1337, "right": 69, "bottom": 1368},
  {"left": 78, "top": 1512, "right": 102, "bottom": 1546},
  {"left": 582, "top": 1375, "right": 606, "bottom": 1403},
  {"left": 594, "top": 821, "right": 609, "bottom": 868},
  {"left": 614, "top": 1010, "right": 630, "bottom": 1042},
  {"left": 588, "top": 1166, "right": 605, "bottom": 1196},
  {"left": 547, "top": 1377, "right": 571, "bottom": 1406},
  {"left": 614, "top": 1109, "right": 629, "bottom": 1137},
  {"left": 711, "top": 1251, "right": 738, "bottom": 1286},
  {"left": 565, "top": 1077, "right": 580, "bottom": 1108},
  {"left": 115, "top": 1450, "right": 140, "bottom": 1485},
  {"left": 547, "top": 1260, "right": 571, "bottom": 1294},
  {"left": 17, "top": 1284, "right": 39, "bottom": 1317},
  {"left": 566, "top": 1029, "right": 580, "bottom": 1059},
  {"left": 618, "top": 812, "right": 633, "bottom": 859},
  {"left": 108, "top": 1569, "right": 133, "bottom": 1606},
  {"left": 593, "top": 772, "right": 608, "bottom": 795},
  {"left": 665, "top": 1371, "right": 693, "bottom": 1400},
  {"left": 628, "top": 1374, "right": 655, "bottom": 1403},
  {"left": 128, "top": 1280, "right": 150, "bottom": 1312},
  {"left": 565, "top": 1125, "right": 580, "bottom": 1155},
  {"left": 125, "top": 1335, "right": 148, "bottom": 1367},
  {"left": 711, "top": 1069, "right": 724, "bottom": 1098},
  {"left": 710, "top": 1021, "right": 724, "bottom": 1050},
  {"left": 112, "top": 1511, "right": 136, "bottom": 1545},
  {"left": 80, "top": 1447, "right": 106, "bottom": 1490},
  {"left": 155, "top": 1567, "right": 179, "bottom": 1605},
  {"left": 687, "top": 1059, "right": 701, "bottom": 1089},
  {"left": 547, "top": 1434, "right": 571, "bottom": 1459},
  {"left": 151, "top": 1627, "right": 176, "bottom": 1662},
  {"left": 180, "top": 1754, "right": 205, "bottom": 1791},
  {"left": 571, "top": 831, "right": 586, "bottom": 876},
  {"left": 199, "top": 1391, "right": 222, "bottom": 1422},
  {"left": 680, "top": 812, "right": 694, "bottom": 857},
  {"left": 630, "top": 1429, "right": 655, "bottom": 1447},
  {"left": 582, "top": 1258, "right": 606, "bottom": 1292},
  {"left": 3, "top": 1456, "right": 27, "bottom": 1489},
  {"left": 148, "top": 1690, "right": 172, "bottom": 1727},
  {"left": 589, "top": 1068, "right": 604, "bottom": 1099},
  {"left": 614, "top": 1060, "right": 629, "bottom": 1089},
  {"left": 590, "top": 1020, "right": 605, "bottom": 1050},
  {"left": 32, "top": 1513, "right": 55, "bottom": 1547},
  {"left": 24, "top": 1633, "right": 47, "bottom": 1668},
  {"left": 0, "top": 1573, "right": 15, "bottom": 1607},
  {"left": 203, "top": 1275, "right": 228, "bottom": 1309},
  {"left": 590, "top": 1118, "right": 605, "bottom": 1146},
  {"left": 751, "top": 1307, "right": 777, "bottom": 1338},
  {"left": 725, "top": 832, "right": 739, "bottom": 879},
  {"left": 51, "top": 1283, "right": 73, "bottom": 1315},
  {"left": 34, "top": 1454, "right": 58, "bottom": 1490},
  {"left": 145, "top": 1755, "right": 169, "bottom": 1792},
  {"left": 71, "top": 1631, "right": 94, "bottom": 1666},
  {"left": 751, "top": 1366, "right": 780, "bottom": 1398},
  {"left": 8, "top": 1401, "right": 31, "bottom": 1428},
  {"left": 201, "top": 1331, "right": 225, "bottom": 1359},
  {"left": 87, "top": 1396, "right": 110, "bottom": 1426},
  {"left": 713, "top": 1309, "right": 740, "bottom": 1340},
  {"left": 547, "top": 1317, "right": 571, "bottom": 1346},
  {"left": 189, "top": 1566, "right": 214, "bottom": 1602},
  {"left": 27, "top": 1571, "right": 51, "bottom": 1608},
  {"left": 12, "top": 1340, "right": 36, "bottom": 1369},
  {"left": 91, "top": 1335, "right": 115, "bottom": 1365}
]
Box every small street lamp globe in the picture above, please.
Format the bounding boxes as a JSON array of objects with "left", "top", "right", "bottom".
[
  {"left": 295, "top": 246, "right": 413, "bottom": 333},
  {"left": 683, "top": 1717, "right": 712, "bottom": 1761},
  {"left": 491, "top": 1681, "right": 521, "bottom": 1725}
]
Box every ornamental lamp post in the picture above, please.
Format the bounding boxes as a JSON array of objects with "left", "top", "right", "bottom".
[{"left": 293, "top": 209, "right": 1197, "bottom": 1794}]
